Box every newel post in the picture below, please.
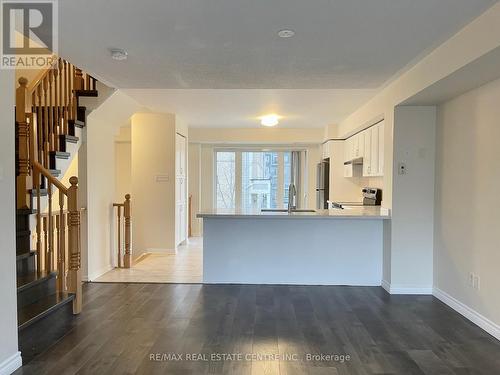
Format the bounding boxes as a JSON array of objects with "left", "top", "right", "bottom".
[
  {"left": 16, "top": 77, "right": 30, "bottom": 209},
  {"left": 67, "top": 176, "right": 82, "bottom": 314},
  {"left": 124, "top": 194, "right": 132, "bottom": 268}
]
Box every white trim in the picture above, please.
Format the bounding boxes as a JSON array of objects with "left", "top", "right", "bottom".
[
  {"left": 381, "top": 279, "right": 391, "bottom": 293},
  {"left": 0, "top": 352, "right": 22, "bottom": 375},
  {"left": 87, "top": 263, "right": 113, "bottom": 281},
  {"left": 433, "top": 287, "right": 500, "bottom": 341},
  {"left": 382, "top": 281, "right": 433, "bottom": 295}
]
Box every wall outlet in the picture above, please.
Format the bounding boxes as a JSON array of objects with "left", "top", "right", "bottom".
[
  {"left": 398, "top": 162, "right": 407, "bottom": 175},
  {"left": 468, "top": 272, "right": 474, "bottom": 287},
  {"left": 473, "top": 275, "right": 480, "bottom": 290}
]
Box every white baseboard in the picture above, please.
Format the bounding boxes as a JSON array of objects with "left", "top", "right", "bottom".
[
  {"left": 433, "top": 287, "right": 500, "bottom": 341},
  {"left": 381, "top": 279, "right": 391, "bottom": 293},
  {"left": 382, "top": 280, "right": 433, "bottom": 295},
  {"left": 0, "top": 352, "right": 22, "bottom": 375},
  {"left": 87, "top": 263, "right": 113, "bottom": 281}
]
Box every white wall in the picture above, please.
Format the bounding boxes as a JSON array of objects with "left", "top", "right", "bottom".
[
  {"left": 86, "top": 91, "right": 142, "bottom": 280},
  {"left": 389, "top": 106, "right": 436, "bottom": 292},
  {"left": 0, "top": 71, "right": 22, "bottom": 373},
  {"left": 131, "top": 113, "right": 183, "bottom": 255},
  {"left": 330, "top": 3, "right": 500, "bottom": 209},
  {"left": 434, "top": 78, "right": 500, "bottom": 329}
]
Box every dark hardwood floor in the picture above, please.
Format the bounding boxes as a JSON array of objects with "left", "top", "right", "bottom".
[{"left": 14, "top": 283, "right": 500, "bottom": 375}]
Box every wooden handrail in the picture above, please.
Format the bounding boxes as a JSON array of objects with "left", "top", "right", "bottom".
[
  {"left": 26, "top": 55, "right": 58, "bottom": 92},
  {"left": 32, "top": 161, "right": 68, "bottom": 194}
]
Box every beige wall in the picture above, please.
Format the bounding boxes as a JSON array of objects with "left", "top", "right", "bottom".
[
  {"left": 190, "top": 127, "right": 323, "bottom": 144},
  {"left": 326, "top": 140, "right": 384, "bottom": 203},
  {"left": 435, "top": 78, "right": 500, "bottom": 327},
  {"left": 131, "top": 113, "right": 189, "bottom": 255},
  {"left": 0, "top": 70, "right": 21, "bottom": 372},
  {"left": 188, "top": 143, "right": 202, "bottom": 236},
  {"left": 86, "top": 91, "right": 142, "bottom": 280},
  {"left": 115, "top": 142, "right": 131, "bottom": 202}
]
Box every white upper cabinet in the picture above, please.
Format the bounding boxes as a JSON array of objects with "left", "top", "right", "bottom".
[
  {"left": 344, "top": 120, "right": 385, "bottom": 177},
  {"left": 322, "top": 141, "right": 331, "bottom": 160},
  {"left": 377, "top": 121, "right": 384, "bottom": 176},
  {"left": 363, "top": 128, "right": 371, "bottom": 176}
]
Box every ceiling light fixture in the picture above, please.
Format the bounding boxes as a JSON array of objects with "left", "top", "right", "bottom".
[
  {"left": 278, "top": 29, "right": 295, "bottom": 38},
  {"left": 110, "top": 48, "right": 128, "bottom": 61},
  {"left": 260, "top": 114, "right": 280, "bottom": 127}
]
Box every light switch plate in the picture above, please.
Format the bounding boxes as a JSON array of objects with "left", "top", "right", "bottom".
[{"left": 398, "top": 162, "right": 407, "bottom": 175}]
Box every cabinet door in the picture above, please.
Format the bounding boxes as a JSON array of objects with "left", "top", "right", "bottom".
[
  {"left": 357, "top": 132, "right": 364, "bottom": 158},
  {"left": 322, "top": 141, "right": 329, "bottom": 160},
  {"left": 363, "top": 129, "right": 371, "bottom": 176},
  {"left": 344, "top": 138, "right": 351, "bottom": 162},
  {"left": 370, "top": 126, "right": 379, "bottom": 176},
  {"left": 377, "top": 122, "right": 384, "bottom": 176}
]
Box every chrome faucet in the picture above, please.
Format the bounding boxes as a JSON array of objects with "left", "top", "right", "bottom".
[{"left": 288, "top": 183, "right": 297, "bottom": 213}]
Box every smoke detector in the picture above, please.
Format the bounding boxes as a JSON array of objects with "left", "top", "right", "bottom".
[
  {"left": 110, "top": 48, "right": 128, "bottom": 61},
  {"left": 277, "top": 29, "right": 295, "bottom": 38}
]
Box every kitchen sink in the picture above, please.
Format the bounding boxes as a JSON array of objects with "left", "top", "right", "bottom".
[{"left": 261, "top": 209, "right": 316, "bottom": 213}]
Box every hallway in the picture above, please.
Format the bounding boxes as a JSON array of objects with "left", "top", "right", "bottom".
[{"left": 94, "top": 238, "right": 203, "bottom": 283}]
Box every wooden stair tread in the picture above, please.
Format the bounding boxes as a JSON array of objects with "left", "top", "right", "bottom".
[
  {"left": 18, "top": 292, "right": 74, "bottom": 330},
  {"left": 17, "top": 271, "right": 57, "bottom": 292}
]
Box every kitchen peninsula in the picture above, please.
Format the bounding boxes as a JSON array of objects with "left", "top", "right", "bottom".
[{"left": 197, "top": 207, "right": 390, "bottom": 286}]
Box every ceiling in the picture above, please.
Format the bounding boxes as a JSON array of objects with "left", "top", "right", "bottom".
[
  {"left": 58, "top": 0, "right": 497, "bottom": 128},
  {"left": 59, "top": 0, "right": 496, "bottom": 89},
  {"left": 123, "top": 89, "right": 376, "bottom": 128}
]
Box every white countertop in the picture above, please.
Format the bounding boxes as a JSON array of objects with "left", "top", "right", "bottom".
[{"left": 197, "top": 206, "right": 390, "bottom": 220}]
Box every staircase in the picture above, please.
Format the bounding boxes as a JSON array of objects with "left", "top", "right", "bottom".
[{"left": 15, "top": 59, "right": 99, "bottom": 363}]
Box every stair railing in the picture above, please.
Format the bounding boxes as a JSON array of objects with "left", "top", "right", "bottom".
[
  {"left": 32, "top": 161, "right": 82, "bottom": 314},
  {"left": 15, "top": 58, "right": 96, "bottom": 315},
  {"left": 112, "top": 194, "right": 132, "bottom": 268},
  {"left": 16, "top": 58, "right": 97, "bottom": 209}
]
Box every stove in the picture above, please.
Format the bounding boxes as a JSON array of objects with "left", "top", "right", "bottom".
[{"left": 329, "top": 187, "right": 382, "bottom": 209}]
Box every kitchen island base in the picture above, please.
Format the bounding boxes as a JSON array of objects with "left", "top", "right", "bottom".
[{"left": 202, "top": 216, "right": 386, "bottom": 286}]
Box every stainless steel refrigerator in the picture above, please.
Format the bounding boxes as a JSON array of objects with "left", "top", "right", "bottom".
[{"left": 316, "top": 160, "right": 330, "bottom": 209}]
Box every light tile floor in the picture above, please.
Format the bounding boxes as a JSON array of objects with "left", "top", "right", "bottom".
[{"left": 94, "top": 237, "right": 203, "bottom": 283}]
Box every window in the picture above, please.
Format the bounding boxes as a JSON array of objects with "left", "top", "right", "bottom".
[
  {"left": 242, "top": 151, "right": 278, "bottom": 209},
  {"left": 215, "top": 151, "right": 235, "bottom": 209},
  {"left": 215, "top": 149, "right": 305, "bottom": 210}
]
